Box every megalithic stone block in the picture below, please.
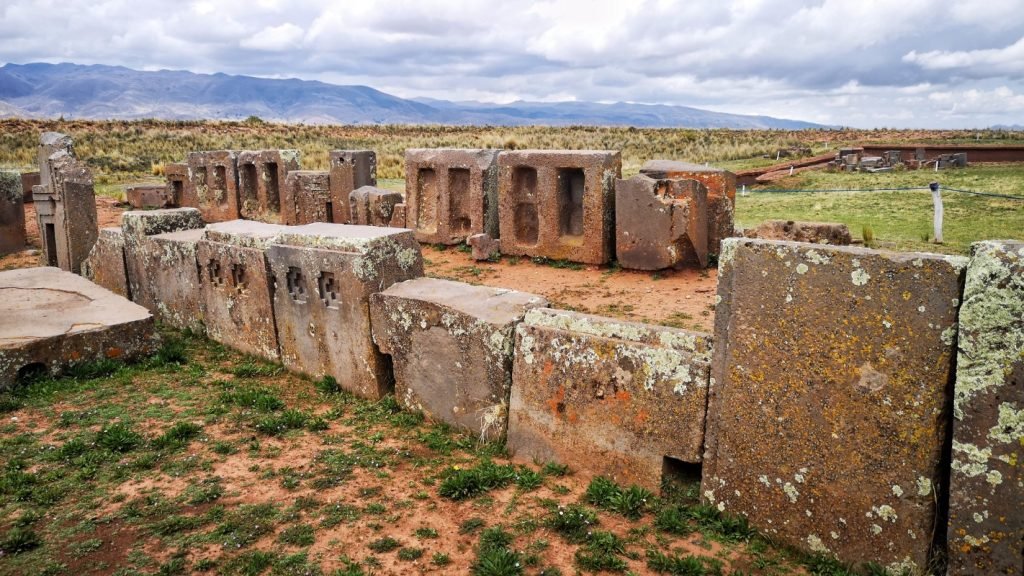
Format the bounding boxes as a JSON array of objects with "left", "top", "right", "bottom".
[
  {"left": 267, "top": 223, "right": 424, "bottom": 399},
  {"left": 507, "top": 308, "right": 712, "bottom": 490},
  {"left": 164, "top": 162, "right": 190, "bottom": 208},
  {"left": 142, "top": 228, "right": 207, "bottom": 333},
  {"left": 744, "top": 220, "right": 852, "bottom": 245},
  {"left": 197, "top": 220, "right": 286, "bottom": 360},
  {"left": 404, "top": 149, "right": 500, "bottom": 244},
  {"left": 947, "top": 240, "right": 1024, "bottom": 575},
  {"left": 20, "top": 171, "right": 39, "bottom": 203},
  {"left": 37, "top": 131, "right": 73, "bottom": 193},
  {"left": 331, "top": 150, "right": 376, "bottom": 188},
  {"left": 282, "top": 170, "right": 337, "bottom": 225},
  {"left": 370, "top": 278, "right": 546, "bottom": 440},
  {"left": 0, "top": 267, "right": 156, "bottom": 391},
  {"left": 615, "top": 174, "right": 709, "bottom": 270},
  {"left": 0, "top": 171, "right": 26, "bottom": 256},
  {"left": 703, "top": 238, "right": 967, "bottom": 572},
  {"left": 82, "top": 227, "right": 129, "bottom": 298},
  {"left": 349, "top": 186, "right": 403, "bottom": 227},
  {"left": 47, "top": 151, "right": 98, "bottom": 274},
  {"left": 126, "top": 185, "right": 174, "bottom": 209},
  {"left": 187, "top": 151, "right": 240, "bottom": 223},
  {"left": 121, "top": 208, "right": 205, "bottom": 314},
  {"left": 498, "top": 150, "right": 620, "bottom": 265},
  {"left": 640, "top": 160, "right": 736, "bottom": 256},
  {"left": 237, "top": 150, "right": 300, "bottom": 223}
]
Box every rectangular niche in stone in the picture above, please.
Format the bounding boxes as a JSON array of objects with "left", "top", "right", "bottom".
[
  {"left": 404, "top": 149, "right": 500, "bottom": 245},
  {"left": 187, "top": 151, "right": 241, "bottom": 223},
  {"left": 197, "top": 220, "right": 285, "bottom": 360},
  {"left": 703, "top": 238, "right": 966, "bottom": 572},
  {"left": 237, "top": 150, "right": 300, "bottom": 223},
  {"left": 370, "top": 278, "right": 546, "bottom": 441},
  {"left": 267, "top": 223, "right": 424, "bottom": 399},
  {"left": 282, "top": 170, "right": 337, "bottom": 225},
  {"left": 507, "top": 308, "right": 712, "bottom": 490},
  {"left": 498, "top": 150, "right": 620, "bottom": 264}
]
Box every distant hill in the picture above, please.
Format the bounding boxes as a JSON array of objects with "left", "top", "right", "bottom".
[{"left": 0, "top": 62, "right": 825, "bottom": 129}]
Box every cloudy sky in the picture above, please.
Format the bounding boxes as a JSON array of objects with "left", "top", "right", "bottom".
[{"left": 2, "top": 0, "right": 1023, "bottom": 128}]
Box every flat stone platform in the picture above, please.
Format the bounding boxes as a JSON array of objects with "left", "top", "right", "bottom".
[{"left": 0, "top": 267, "right": 156, "bottom": 389}]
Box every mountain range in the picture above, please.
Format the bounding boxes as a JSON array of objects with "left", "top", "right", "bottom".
[{"left": 0, "top": 62, "right": 825, "bottom": 129}]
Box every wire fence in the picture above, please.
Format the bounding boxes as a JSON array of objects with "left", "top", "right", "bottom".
[{"left": 744, "top": 185, "right": 1024, "bottom": 201}]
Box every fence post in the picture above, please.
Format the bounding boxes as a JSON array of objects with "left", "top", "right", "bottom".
[{"left": 930, "top": 182, "right": 943, "bottom": 243}]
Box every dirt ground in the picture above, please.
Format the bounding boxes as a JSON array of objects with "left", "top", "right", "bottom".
[{"left": 3, "top": 199, "right": 719, "bottom": 333}]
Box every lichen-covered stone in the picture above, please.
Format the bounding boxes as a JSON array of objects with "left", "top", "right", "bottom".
[
  {"left": 121, "top": 208, "right": 205, "bottom": 313},
  {"left": 615, "top": 174, "right": 709, "bottom": 270},
  {"left": 370, "top": 278, "right": 546, "bottom": 440},
  {"left": 507, "top": 308, "right": 712, "bottom": 490},
  {"left": 703, "top": 238, "right": 967, "bottom": 571},
  {"left": 141, "top": 229, "right": 206, "bottom": 333},
  {"left": 498, "top": 150, "right": 620, "bottom": 265},
  {"left": 82, "top": 227, "right": 128, "bottom": 297},
  {"left": 0, "top": 170, "right": 25, "bottom": 256},
  {"left": 282, "top": 170, "right": 337, "bottom": 225},
  {"left": 0, "top": 267, "right": 156, "bottom": 390},
  {"left": 743, "top": 220, "right": 852, "bottom": 245},
  {"left": 639, "top": 160, "right": 736, "bottom": 256},
  {"left": 268, "top": 224, "right": 424, "bottom": 399},
  {"left": 197, "top": 221, "right": 286, "bottom": 360},
  {"left": 947, "top": 240, "right": 1024, "bottom": 575},
  {"left": 37, "top": 150, "right": 98, "bottom": 274},
  {"left": 405, "top": 148, "right": 500, "bottom": 244}
]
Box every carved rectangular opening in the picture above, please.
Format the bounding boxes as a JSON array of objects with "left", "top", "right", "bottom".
[
  {"left": 448, "top": 168, "right": 472, "bottom": 235},
  {"left": 44, "top": 223, "right": 58, "bottom": 266},
  {"left": 661, "top": 456, "right": 702, "bottom": 494},
  {"left": 318, "top": 271, "right": 339, "bottom": 309},
  {"left": 264, "top": 162, "right": 280, "bottom": 212},
  {"left": 193, "top": 166, "right": 207, "bottom": 193},
  {"left": 170, "top": 179, "right": 184, "bottom": 206},
  {"left": 512, "top": 166, "right": 538, "bottom": 246},
  {"left": 213, "top": 165, "right": 227, "bottom": 204},
  {"left": 416, "top": 168, "right": 438, "bottom": 234},
  {"left": 325, "top": 201, "right": 334, "bottom": 223},
  {"left": 286, "top": 266, "right": 306, "bottom": 304},
  {"left": 239, "top": 163, "right": 258, "bottom": 206},
  {"left": 557, "top": 168, "right": 585, "bottom": 238}
]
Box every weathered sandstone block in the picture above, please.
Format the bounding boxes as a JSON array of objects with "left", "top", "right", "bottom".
[
  {"left": 703, "top": 238, "right": 966, "bottom": 571},
  {"left": 0, "top": 267, "right": 155, "bottom": 390},
  {"left": 282, "top": 170, "right": 336, "bottom": 225},
  {"left": 468, "top": 233, "right": 500, "bottom": 261},
  {"left": 640, "top": 160, "right": 736, "bottom": 255},
  {"left": 268, "top": 223, "right": 423, "bottom": 399},
  {"left": 498, "top": 150, "right": 620, "bottom": 264},
  {"left": 187, "top": 151, "right": 240, "bottom": 222},
  {"left": 126, "top": 184, "right": 174, "bottom": 210},
  {"left": 82, "top": 227, "right": 128, "bottom": 298},
  {"left": 121, "top": 208, "right": 205, "bottom": 314},
  {"left": 370, "top": 278, "right": 546, "bottom": 439},
  {"left": 615, "top": 174, "right": 709, "bottom": 270},
  {"left": 405, "top": 149, "right": 500, "bottom": 244},
  {"left": 38, "top": 150, "right": 98, "bottom": 274},
  {"left": 237, "top": 150, "right": 300, "bottom": 223},
  {"left": 349, "top": 186, "right": 403, "bottom": 227},
  {"left": 947, "top": 240, "right": 1024, "bottom": 575},
  {"left": 743, "top": 220, "right": 852, "bottom": 245},
  {"left": 507, "top": 308, "right": 712, "bottom": 490},
  {"left": 0, "top": 171, "right": 25, "bottom": 256}
]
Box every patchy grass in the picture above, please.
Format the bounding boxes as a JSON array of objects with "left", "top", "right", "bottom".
[{"left": 0, "top": 328, "right": 892, "bottom": 574}]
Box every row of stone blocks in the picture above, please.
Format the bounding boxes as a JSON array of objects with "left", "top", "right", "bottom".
[
  {"left": 164, "top": 150, "right": 377, "bottom": 225},
  {"left": 83, "top": 217, "right": 1021, "bottom": 573}
]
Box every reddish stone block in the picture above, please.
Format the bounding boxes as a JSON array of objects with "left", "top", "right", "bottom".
[
  {"left": 743, "top": 220, "right": 852, "bottom": 245},
  {"left": 405, "top": 149, "right": 500, "bottom": 244},
  {"left": 1, "top": 171, "right": 26, "bottom": 256},
  {"left": 37, "top": 149, "right": 98, "bottom": 274},
  {"left": 187, "top": 151, "right": 240, "bottom": 223},
  {"left": 349, "top": 186, "right": 403, "bottom": 227},
  {"left": 237, "top": 150, "right": 300, "bottom": 223},
  {"left": 126, "top": 184, "right": 173, "bottom": 209},
  {"left": 121, "top": 208, "right": 205, "bottom": 316},
  {"left": 507, "top": 309, "right": 712, "bottom": 490},
  {"left": 164, "top": 162, "right": 190, "bottom": 208},
  {"left": 703, "top": 238, "right": 966, "bottom": 571},
  {"left": 498, "top": 150, "right": 620, "bottom": 265},
  {"left": 20, "top": 171, "right": 39, "bottom": 203},
  {"left": 82, "top": 227, "right": 128, "bottom": 298},
  {"left": 282, "top": 170, "right": 338, "bottom": 225},
  {"left": 615, "top": 174, "right": 709, "bottom": 270},
  {"left": 640, "top": 160, "right": 736, "bottom": 255}
]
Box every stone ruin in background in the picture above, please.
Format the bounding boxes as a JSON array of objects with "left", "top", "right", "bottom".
[{"left": 1, "top": 131, "right": 1020, "bottom": 574}]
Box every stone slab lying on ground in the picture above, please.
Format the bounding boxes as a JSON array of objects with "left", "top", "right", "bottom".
[
  {"left": 615, "top": 174, "right": 709, "bottom": 270},
  {"left": 405, "top": 148, "right": 500, "bottom": 244},
  {"left": 197, "top": 220, "right": 286, "bottom": 361},
  {"left": 507, "top": 308, "right": 712, "bottom": 490},
  {"left": 268, "top": 223, "right": 424, "bottom": 399},
  {"left": 121, "top": 208, "right": 205, "bottom": 314},
  {"left": 82, "top": 227, "right": 129, "bottom": 297},
  {"left": 743, "top": 220, "right": 852, "bottom": 245},
  {"left": 947, "top": 240, "right": 1024, "bottom": 575},
  {"left": 639, "top": 160, "right": 736, "bottom": 256},
  {"left": 703, "top": 238, "right": 967, "bottom": 572},
  {"left": 370, "top": 278, "right": 546, "bottom": 440},
  {"left": 0, "top": 267, "right": 156, "bottom": 390},
  {"left": 498, "top": 150, "right": 620, "bottom": 265},
  {"left": 0, "top": 170, "right": 26, "bottom": 256}
]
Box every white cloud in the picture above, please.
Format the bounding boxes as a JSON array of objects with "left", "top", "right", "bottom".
[
  {"left": 239, "top": 23, "right": 305, "bottom": 52},
  {"left": 904, "top": 36, "right": 1024, "bottom": 76}
]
